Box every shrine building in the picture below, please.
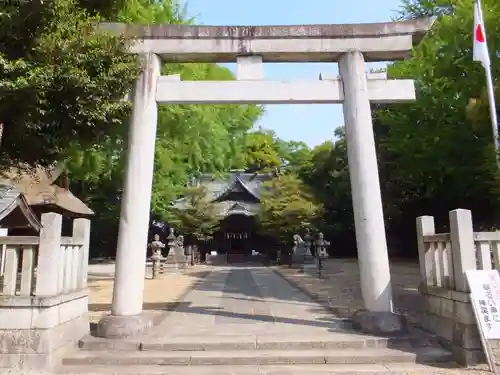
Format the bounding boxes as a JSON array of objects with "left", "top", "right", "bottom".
[{"left": 172, "top": 171, "right": 276, "bottom": 262}]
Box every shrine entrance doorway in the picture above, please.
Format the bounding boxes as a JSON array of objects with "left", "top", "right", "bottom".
[{"left": 217, "top": 214, "right": 263, "bottom": 263}]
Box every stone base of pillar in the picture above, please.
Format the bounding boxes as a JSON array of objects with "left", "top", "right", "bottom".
[
  {"left": 96, "top": 313, "right": 154, "bottom": 339},
  {"left": 351, "top": 309, "right": 408, "bottom": 336}
]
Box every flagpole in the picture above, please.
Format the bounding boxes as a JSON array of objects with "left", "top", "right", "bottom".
[
  {"left": 484, "top": 63, "right": 500, "bottom": 165},
  {"left": 476, "top": 0, "right": 499, "bottom": 166}
]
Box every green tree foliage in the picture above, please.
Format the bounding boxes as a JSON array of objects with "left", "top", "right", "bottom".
[
  {"left": 78, "top": 0, "right": 188, "bottom": 22},
  {"left": 259, "top": 174, "right": 324, "bottom": 245},
  {"left": 373, "top": 0, "right": 500, "bottom": 249},
  {"left": 115, "top": 0, "right": 189, "bottom": 23},
  {"left": 395, "top": 0, "right": 454, "bottom": 18},
  {"left": 138, "top": 0, "right": 500, "bottom": 258},
  {"left": 243, "top": 130, "right": 283, "bottom": 172},
  {"left": 299, "top": 129, "right": 355, "bottom": 255},
  {"left": 151, "top": 64, "right": 263, "bottom": 219},
  {"left": 300, "top": 0, "right": 500, "bottom": 256},
  {"left": 0, "top": 0, "right": 139, "bottom": 165},
  {"left": 58, "top": 0, "right": 263, "bottom": 254},
  {"left": 275, "top": 139, "right": 312, "bottom": 171},
  {"left": 168, "top": 186, "right": 219, "bottom": 242},
  {"left": 0, "top": 0, "right": 143, "bottom": 257},
  {"left": 466, "top": 85, "right": 500, "bottom": 126},
  {"left": 242, "top": 129, "right": 312, "bottom": 172}
]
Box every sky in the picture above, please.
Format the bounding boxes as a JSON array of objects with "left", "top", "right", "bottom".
[{"left": 181, "top": 0, "right": 403, "bottom": 147}]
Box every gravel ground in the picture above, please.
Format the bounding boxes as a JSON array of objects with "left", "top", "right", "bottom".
[
  {"left": 87, "top": 265, "right": 209, "bottom": 325},
  {"left": 275, "top": 259, "right": 424, "bottom": 323}
]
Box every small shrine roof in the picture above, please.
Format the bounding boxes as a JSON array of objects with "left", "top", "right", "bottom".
[
  {"left": 0, "top": 185, "right": 42, "bottom": 231},
  {"left": 0, "top": 164, "right": 94, "bottom": 218}
]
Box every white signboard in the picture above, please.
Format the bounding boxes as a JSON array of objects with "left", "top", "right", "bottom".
[{"left": 466, "top": 270, "right": 500, "bottom": 339}]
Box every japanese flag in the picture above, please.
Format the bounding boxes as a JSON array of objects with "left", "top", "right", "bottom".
[{"left": 473, "top": 0, "right": 491, "bottom": 68}]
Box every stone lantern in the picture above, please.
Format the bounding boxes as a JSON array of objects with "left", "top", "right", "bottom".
[
  {"left": 166, "top": 227, "right": 177, "bottom": 255},
  {"left": 150, "top": 234, "right": 166, "bottom": 279},
  {"left": 164, "top": 228, "right": 184, "bottom": 273},
  {"left": 315, "top": 232, "right": 330, "bottom": 278},
  {"left": 303, "top": 228, "right": 313, "bottom": 258}
]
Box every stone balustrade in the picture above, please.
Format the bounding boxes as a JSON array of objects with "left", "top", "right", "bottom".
[
  {"left": 1, "top": 237, "right": 86, "bottom": 297},
  {"left": 417, "top": 208, "right": 500, "bottom": 366}
]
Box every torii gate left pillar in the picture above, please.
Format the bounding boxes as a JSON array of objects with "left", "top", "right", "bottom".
[
  {"left": 96, "top": 19, "right": 434, "bottom": 338},
  {"left": 96, "top": 53, "right": 162, "bottom": 337}
]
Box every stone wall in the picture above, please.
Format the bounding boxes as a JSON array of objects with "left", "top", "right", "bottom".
[
  {"left": 0, "top": 291, "right": 89, "bottom": 369},
  {"left": 420, "top": 286, "right": 483, "bottom": 365}
]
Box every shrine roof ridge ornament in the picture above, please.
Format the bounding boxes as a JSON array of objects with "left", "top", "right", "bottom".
[{"left": 99, "top": 18, "right": 436, "bottom": 63}]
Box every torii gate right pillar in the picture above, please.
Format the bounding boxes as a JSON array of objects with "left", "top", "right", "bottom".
[{"left": 339, "top": 51, "right": 399, "bottom": 332}]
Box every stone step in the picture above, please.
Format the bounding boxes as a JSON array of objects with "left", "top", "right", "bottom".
[
  {"left": 61, "top": 347, "right": 454, "bottom": 366},
  {"left": 78, "top": 333, "right": 440, "bottom": 352},
  {"left": 56, "top": 363, "right": 462, "bottom": 375}
]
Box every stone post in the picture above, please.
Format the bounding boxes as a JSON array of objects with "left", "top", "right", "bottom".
[
  {"left": 450, "top": 209, "right": 476, "bottom": 292},
  {"left": 35, "top": 213, "right": 63, "bottom": 297},
  {"left": 73, "top": 218, "right": 91, "bottom": 289},
  {"left": 416, "top": 215, "right": 436, "bottom": 290},
  {"left": 0, "top": 227, "right": 8, "bottom": 278},
  {"left": 339, "top": 51, "right": 402, "bottom": 334},
  {"left": 97, "top": 53, "right": 162, "bottom": 338}
]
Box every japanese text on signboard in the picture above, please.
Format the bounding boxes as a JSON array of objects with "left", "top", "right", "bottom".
[{"left": 467, "top": 270, "right": 500, "bottom": 339}]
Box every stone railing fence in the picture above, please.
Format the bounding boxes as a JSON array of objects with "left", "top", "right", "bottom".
[
  {"left": 417, "top": 208, "right": 500, "bottom": 366},
  {"left": 1, "top": 234, "right": 88, "bottom": 298},
  {"left": 0, "top": 212, "right": 91, "bottom": 370}
]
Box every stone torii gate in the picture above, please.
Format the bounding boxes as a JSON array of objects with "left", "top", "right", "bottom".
[{"left": 97, "top": 19, "right": 434, "bottom": 338}]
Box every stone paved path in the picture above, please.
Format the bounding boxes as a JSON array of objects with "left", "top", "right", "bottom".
[{"left": 147, "top": 265, "right": 352, "bottom": 338}]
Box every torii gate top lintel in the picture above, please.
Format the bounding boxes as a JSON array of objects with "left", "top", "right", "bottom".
[{"left": 99, "top": 17, "right": 435, "bottom": 63}]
